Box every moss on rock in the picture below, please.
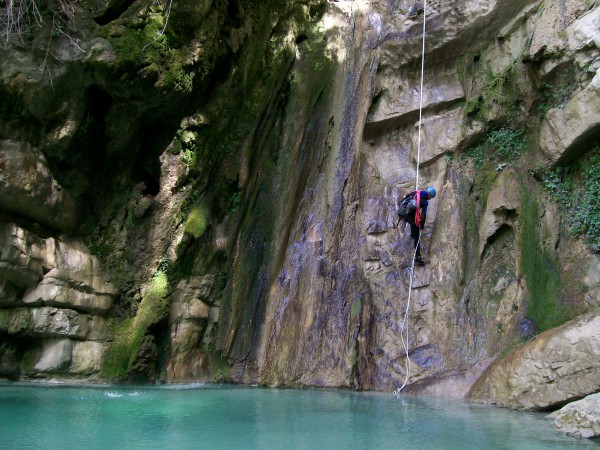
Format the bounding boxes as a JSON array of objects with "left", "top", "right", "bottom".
[
  {"left": 102, "top": 272, "right": 170, "bottom": 379},
  {"left": 519, "top": 185, "right": 573, "bottom": 332},
  {"left": 0, "top": 309, "right": 33, "bottom": 335},
  {"left": 184, "top": 202, "right": 208, "bottom": 239}
]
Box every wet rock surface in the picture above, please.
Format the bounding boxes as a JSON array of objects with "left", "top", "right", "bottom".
[{"left": 0, "top": 0, "right": 599, "bottom": 394}]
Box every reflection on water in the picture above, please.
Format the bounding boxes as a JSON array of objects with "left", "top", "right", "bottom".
[{"left": 0, "top": 384, "right": 594, "bottom": 450}]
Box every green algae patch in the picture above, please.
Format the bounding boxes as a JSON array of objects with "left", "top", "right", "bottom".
[
  {"left": 350, "top": 297, "right": 362, "bottom": 321},
  {"left": 102, "top": 272, "right": 171, "bottom": 379},
  {"left": 519, "top": 187, "right": 571, "bottom": 332}
]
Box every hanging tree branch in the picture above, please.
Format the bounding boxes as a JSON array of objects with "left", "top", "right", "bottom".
[{"left": 2, "top": 0, "right": 43, "bottom": 44}]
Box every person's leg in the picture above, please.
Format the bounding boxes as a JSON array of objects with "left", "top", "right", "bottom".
[{"left": 410, "top": 223, "right": 422, "bottom": 259}]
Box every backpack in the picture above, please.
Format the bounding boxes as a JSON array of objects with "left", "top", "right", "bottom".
[{"left": 397, "top": 190, "right": 422, "bottom": 225}]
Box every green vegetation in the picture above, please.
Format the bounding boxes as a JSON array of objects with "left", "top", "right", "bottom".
[
  {"left": 519, "top": 187, "right": 572, "bottom": 332},
  {"left": 102, "top": 271, "right": 171, "bottom": 379},
  {"left": 463, "top": 95, "right": 481, "bottom": 117},
  {"left": 0, "top": 309, "right": 32, "bottom": 334},
  {"left": 184, "top": 202, "right": 208, "bottom": 238},
  {"left": 542, "top": 148, "right": 600, "bottom": 252},
  {"left": 0, "top": 309, "right": 11, "bottom": 332},
  {"left": 479, "top": 66, "right": 522, "bottom": 120},
  {"left": 100, "top": 2, "right": 200, "bottom": 92},
  {"left": 463, "top": 127, "right": 527, "bottom": 171},
  {"left": 488, "top": 128, "right": 527, "bottom": 161},
  {"left": 537, "top": 66, "right": 579, "bottom": 117}
]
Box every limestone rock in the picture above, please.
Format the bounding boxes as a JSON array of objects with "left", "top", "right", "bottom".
[
  {"left": 0, "top": 223, "right": 45, "bottom": 288},
  {"left": 173, "top": 275, "right": 216, "bottom": 307},
  {"left": 524, "top": 0, "right": 594, "bottom": 64},
  {"left": 402, "top": 266, "right": 430, "bottom": 288},
  {"left": 413, "top": 109, "right": 464, "bottom": 165},
  {"left": 34, "top": 339, "right": 73, "bottom": 373},
  {"left": 85, "top": 316, "right": 107, "bottom": 342},
  {"left": 479, "top": 168, "right": 520, "bottom": 255},
  {"left": 128, "top": 335, "right": 158, "bottom": 382},
  {"left": 0, "top": 140, "right": 77, "bottom": 231},
  {"left": 539, "top": 70, "right": 600, "bottom": 165},
  {"left": 70, "top": 341, "right": 104, "bottom": 374},
  {"left": 0, "top": 280, "right": 17, "bottom": 305},
  {"left": 30, "top": 307, "right": 105, "bottom": 340},
  {"left": 21, "top": 237, "right": 116, "bottom": 315},
  {"left": 47, "top": 239, "right": 119, "bottom": 296},
  {"left": 369, "top": 141, "right": 415, "bottom": 185},
  {"left": 169, "top": 320, "right": 204, "bottom": 353},
  {"left": 23, "top": 275, "right": 115, "bottom": 316},
  {"left": 364, "top": 196, "right": 391, "bottom": 234},
  {"left": 469, "top": 311, "right": 600, "bottom": 410},
  {"left": 165, "top": 349, "right": 207, "bottom": 382},
  {"left": 549, "top": 393, "right": 600, "bottom": 439},
  {"left": 366, "top": 67, "right": 465, "bottom": 134},
  {"left": 567, "top": 4, "right": 600, "bottom": 71},
  {"left": 171, "top": 298, "right": 210, "bottom": 321},
  {"left": 2, "top": 0, "right": 600, "bottom": 392}
]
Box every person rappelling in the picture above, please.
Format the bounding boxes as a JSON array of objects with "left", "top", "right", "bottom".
[{"left": 397, "top": 186, "right": 436, "bottom": 265}]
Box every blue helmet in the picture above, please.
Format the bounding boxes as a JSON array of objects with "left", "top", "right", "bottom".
[{"left": 426, "top": 186, "right": 436, "bottom": 198}]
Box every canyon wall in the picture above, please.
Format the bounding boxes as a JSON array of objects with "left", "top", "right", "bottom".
[{"left": 1, "top": 0, "right": 599, "bottom": 406}]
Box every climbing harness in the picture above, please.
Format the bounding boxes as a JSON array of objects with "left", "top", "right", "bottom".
[{"left": 394, "top": 0, "right": 427, "bottom": 395}]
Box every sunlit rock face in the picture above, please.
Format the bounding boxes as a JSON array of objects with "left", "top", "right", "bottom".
[
  {"left": 0, "top": 222, "right": 116, "bottom": 378},
  {"left": 0, "top": 0, "right": 599, "bottom": 395},
  {"left": 469, "top": 312, "right": 600, "bottom": 410}
]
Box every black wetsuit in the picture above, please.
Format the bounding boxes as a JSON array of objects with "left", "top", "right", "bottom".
[{"left": 406, "top": 191, "right": 430, "bottom": 259}]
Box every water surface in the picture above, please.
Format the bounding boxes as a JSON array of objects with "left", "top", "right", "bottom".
[{"left": 0, "top": 383, "right": 594, "bottom": 449}]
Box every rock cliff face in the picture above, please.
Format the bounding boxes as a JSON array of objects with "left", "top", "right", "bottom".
[{"left": 0, "top": 0, "right": 599, "bottom": 404}]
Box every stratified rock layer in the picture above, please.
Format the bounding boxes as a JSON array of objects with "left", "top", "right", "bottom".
[
  {"left": 549, "top": 392, "right": 600, "bottom": 439},
  {"left": 0, "top": 0, "right": 599, "bottom": 392},
  {"left": 469, "top": 312, "right": 600, "bottom": 410}
]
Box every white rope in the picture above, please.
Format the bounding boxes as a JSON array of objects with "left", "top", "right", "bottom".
[
  {"left": 414, "top": 0, "right": 427, "bottom": 191},
  {"left": 142, "top": 0, "right": 174, "bottom": 52},
  {"left": 393, "top": 232, "right": 420, "bottom": 395},
  {"left": 394, "top": 0, "right": 427, "bottom": 395}
]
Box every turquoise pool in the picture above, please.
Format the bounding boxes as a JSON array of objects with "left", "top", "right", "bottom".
[{"left": 0, "top": 383, "right": 594, "bottom": 449}]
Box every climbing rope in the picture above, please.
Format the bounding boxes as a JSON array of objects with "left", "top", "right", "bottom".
[{"left": 394, "top": 0, "right": 427, "bottom": 395}]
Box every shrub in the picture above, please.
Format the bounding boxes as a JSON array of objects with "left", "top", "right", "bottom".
[
  {"left": 463, "top": 127, "right": 527, "bottom": 170},
  {"left": 488, "top": 127, "right": 527, "bottom": 161},
  {"left": 542, "top": 148, "right": 600, "bottom": 252}
]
